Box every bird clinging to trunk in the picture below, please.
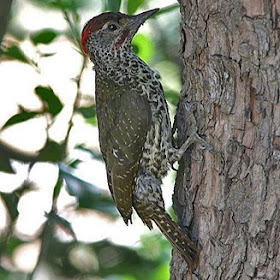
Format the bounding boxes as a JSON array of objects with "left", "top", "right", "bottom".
[{"left": 81, "top": 8, "right": 199, "bottom": 270}]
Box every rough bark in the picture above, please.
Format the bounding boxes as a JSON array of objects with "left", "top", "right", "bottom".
[{"left": 171, "top": 0, "right": 280, "bottom": 279}]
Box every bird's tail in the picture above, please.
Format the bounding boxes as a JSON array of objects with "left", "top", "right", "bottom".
[
  {"left": 133, "top": 171, "right": 199, "bottom": 270},
  {"left": 151, "top": 204, "right": 199, "bottom": 271}
]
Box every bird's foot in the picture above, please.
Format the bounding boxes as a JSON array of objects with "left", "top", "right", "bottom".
[{"left": 170, "top": 103, "right": 215, "bottom": 165}]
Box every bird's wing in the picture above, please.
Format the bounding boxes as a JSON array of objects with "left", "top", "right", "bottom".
[{"left": 98, "top": 88, "right": 152, "bottom": 224}]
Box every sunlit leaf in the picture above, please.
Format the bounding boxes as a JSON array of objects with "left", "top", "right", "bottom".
[
  {"left": 31, "top": 29, "right": 58, "bottom": 45},
  {"left": 2, "top": 109, "right": 41, "bottom": 129},
  {"left": 35, "top": 86, "right": 63, "bottom": 117},
  {"left": 85, "top": 116, "right": 97, "bottom": 125},
  {"left": 1, "top": 45, "right": 29, "bottom": 63},
  {"left": 38, "top": 139, "right": 64, "bottom": 162},
  {"left": 123, "top": 276, "right": 136, "bottom": 280},
  {"left": 106, "top": 0, "right": 121, "bottom": 12},
  {"left": 151, "top": 264, "right": 170, "bottom": 280},
  {"left": 132, "top": 34, "right": 154, "bottom": 63},
  {"left": 127, "top": 0, "right": 144, "bottom": 14}
]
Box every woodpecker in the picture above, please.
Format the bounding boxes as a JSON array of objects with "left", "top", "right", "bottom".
[{"left": 81, "top": 9, "right": 199, "bottom": 269}]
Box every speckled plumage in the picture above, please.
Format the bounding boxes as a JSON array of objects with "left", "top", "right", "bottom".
[{"left": 82, "top": 9, "right": 198, "bottom": 269}]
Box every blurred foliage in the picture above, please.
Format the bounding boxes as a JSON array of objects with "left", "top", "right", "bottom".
[
  {"left": 0, "top": 155, "right": 15, "bottom": 173},
  {"left": 2, "top": 44, "right": 30, "bottom": 63},
  {"left": 127, "top": 0, "right": 145, "bottom": 14},
  {"left": 28, "top": 0, "right": 91, "bottom": 11},
  {"left": 132, "top": 34, "right": 155, "bottom": 64},
  {"left": 0, "top": 0, "right": 182, "bottom": 279},
  {"left": 30, "top": 29, "right": 59, "bottom": 45},
  {"left": 60, "top": 163, "right": 116, "bottom": 215},
  {"left": 105, "top": 0, "right": 122, "bottom": 12},
  {"left": 77, "top": 104, "right": 97, "bottom": 125}
]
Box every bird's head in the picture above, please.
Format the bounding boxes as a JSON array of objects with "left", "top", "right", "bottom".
[{"left": 81, "top": 9, "right": 159, "bottom": 59}]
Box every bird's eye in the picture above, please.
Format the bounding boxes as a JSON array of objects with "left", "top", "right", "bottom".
[{"left": 108, "top": 23, "right": 118, "bottom": 31}]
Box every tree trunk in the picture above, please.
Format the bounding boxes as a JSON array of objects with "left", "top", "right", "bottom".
[{"left": 171, "top": 0, "right": 280, "bottom": 279}]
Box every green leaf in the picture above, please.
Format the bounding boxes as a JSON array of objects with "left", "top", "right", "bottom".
[
  {"left": 59, "top": 163, "right": 116, "bottom": 215},
  {"left": 68, "top": 159, "right": 82, "bottom": 168},
  {"left": 164, "top": 90, "right": 179, "bottom": 106},
  {"left": 1, "top": 45, "right": 29, "bottom": 63},
  {"left": 30, "top": 0, "right": 89, "bottom": 11},
  {"left": 91, "top": 240, "right": 162, "bottom": 279},
  {"left": 151, "top": 264, "right": 170, "bottom": 280},
  {"left": 106, "top": 0, "right": 121, "bottom": 12},
  {"left": 46, "top": 211, "right": 76, "bottom": 239},
  {"left": 1, "top": 192, "right": 20, "bottom": 221},
  {"left": 52, "top": 175, "right": 64, "bottom": 201},
  {"left": 5, "top": 238, "right": 25, "bottom": 256},
  {"left": 167, "top": 206, "right": 178, "bottom": 222},
  {"left": 35, "top": 86, "right": 63, "bottom": 117},
  {"left": 156, "top": 4, "right": 179, "bottom": 16},
  {"left": 0, "top": 156, "right": 14, "bottom": 174},
  {"left": 31, "top": 29, "right": 58, "bottom": 45},
  {"left": 2, "top": 109, "right": 41, "bottom": 129},
  {"left": 40, "top": 52, "right": 56, "bottom": 57},
  {"left": 59, "top": 163, "right": 98, "bottom": 195},
  {"left": 1, "top": 183, "right": 34, "bottom": 222},
  {"left": 77, "top": 104, "right": 96, "bottom": 119},
  {"left": 38, "top": 139, "right": 64, "bottom": 162},
  {"left": 0, "top": 270, "right": 26, "bottom": 280},
  {"left": 127, "top": 0, "right": 144, "bottom": 14},
  {"left": 75, "top": 144, "right": 103, "bottom": 161},
  {"left": 77, "top": 104, "right": 97, "bottom": 124},
  {"left": 63, "top": 10, "right": 82, "bottom": 48},
  {"left": 155, "top": 61, "right": 182, "bottom": 95},
  {"left": 84, "top": 117, "right": 97, "bottom": 125},
  {"left": 132, "top": 34, "right": 154, "bottom": 63}
]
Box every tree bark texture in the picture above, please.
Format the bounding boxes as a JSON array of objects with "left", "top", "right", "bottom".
[{"left": 171, "top": 0, "right": 280, "bottom": 279}]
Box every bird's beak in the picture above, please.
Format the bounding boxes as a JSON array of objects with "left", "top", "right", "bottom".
[{"left": 127, "top": 8, "right": 159, "bottom": 34}]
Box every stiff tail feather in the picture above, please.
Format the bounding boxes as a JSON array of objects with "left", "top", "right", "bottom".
[{"left": 151, "top": 204, "right": 199, "bottom": 271}]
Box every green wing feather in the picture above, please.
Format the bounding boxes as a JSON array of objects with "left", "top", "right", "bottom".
[{"left": 96, "top": 79, "right": 151, "bottom": 223}]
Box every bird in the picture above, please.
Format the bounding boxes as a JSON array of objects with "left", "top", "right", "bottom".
[{"left": 81, "top": 8, "right": 199, "bottom": 270}]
